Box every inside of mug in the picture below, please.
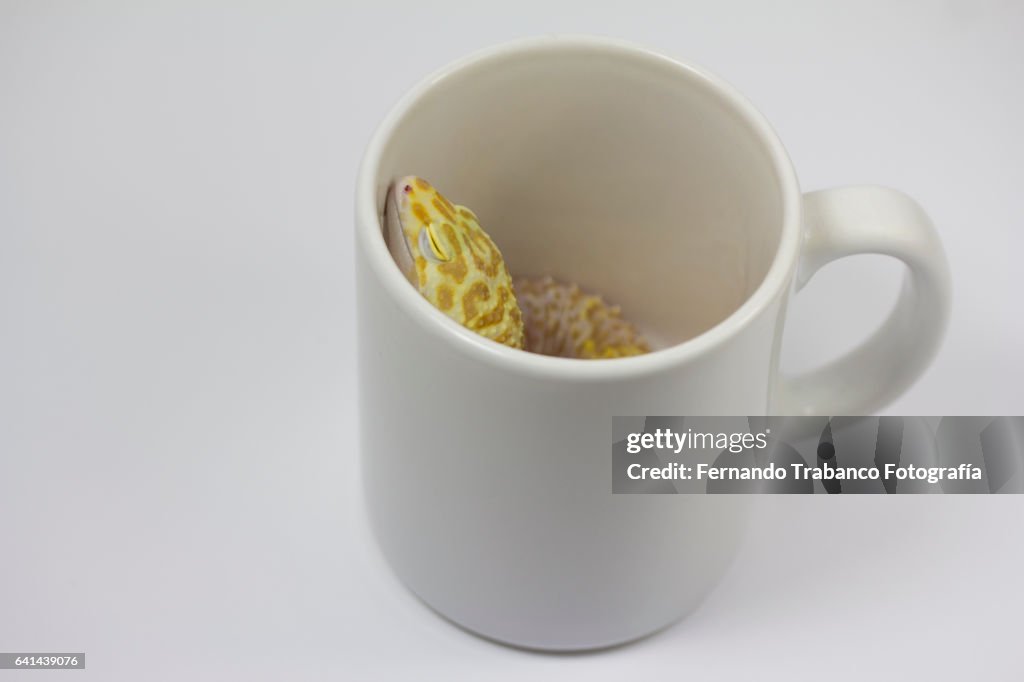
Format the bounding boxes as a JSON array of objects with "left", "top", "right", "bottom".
[{"left": 376, "top": 44, "right": 785, "bottom": 348}]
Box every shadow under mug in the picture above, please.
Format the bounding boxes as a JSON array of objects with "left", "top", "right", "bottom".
[{"left": 355, "top": 36, "right": 951, "bottom": 650}]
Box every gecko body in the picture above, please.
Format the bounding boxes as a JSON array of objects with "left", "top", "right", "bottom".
[{"left": 385, "top": 176, "right": 649, "bottom": 359}]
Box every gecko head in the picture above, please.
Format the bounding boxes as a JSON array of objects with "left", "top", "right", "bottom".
[
  {"left": 384, "top": 175, "right": 456, "bottom": 287},
  {"left": 382, "top": 175, "right": 525, "bottom": 350}
]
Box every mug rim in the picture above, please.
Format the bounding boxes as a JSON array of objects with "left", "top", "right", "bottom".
[{"left": 356, "top": 34, "right": 802, "bottom": 381}]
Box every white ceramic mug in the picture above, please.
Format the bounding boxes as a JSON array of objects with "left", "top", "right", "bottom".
[{"left": 355, "top": 36, "right": 951, "bottom": 650}]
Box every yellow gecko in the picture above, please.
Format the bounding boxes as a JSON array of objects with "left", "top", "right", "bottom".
[{"left": 384, "top": 176, "right": 649, "bottom": 359}]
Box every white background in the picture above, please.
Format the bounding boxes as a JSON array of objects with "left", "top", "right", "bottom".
[{"left": 2, "top": 1, "right": 1023, "bottom": 680}]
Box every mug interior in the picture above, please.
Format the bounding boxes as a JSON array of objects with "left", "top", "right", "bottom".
[{"left": 374, "top": 41, "right": 791, "bottom": 349}]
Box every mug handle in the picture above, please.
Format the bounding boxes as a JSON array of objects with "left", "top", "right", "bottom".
[{"left": 774, "top": 186, "right": 952, "bottom": 415}]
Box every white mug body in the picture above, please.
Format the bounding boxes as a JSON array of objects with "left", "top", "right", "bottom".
[{"left": 354, "top": 36, "right": 950, "bottom": 650}]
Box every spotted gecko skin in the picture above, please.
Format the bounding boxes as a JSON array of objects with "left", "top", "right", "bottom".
[
  {"left": 386, "top": 176, "right": 524, "bottom": 348},
  {"left": 515, "top": 276, "right": 650, "bottom": 359},
  {"left": 385, "top": 176, "right": 649, "bottom": 359}
]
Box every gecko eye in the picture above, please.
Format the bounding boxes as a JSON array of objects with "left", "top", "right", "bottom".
[{"left": 419, "top": 223, "right": 451, "bottom": 263}]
